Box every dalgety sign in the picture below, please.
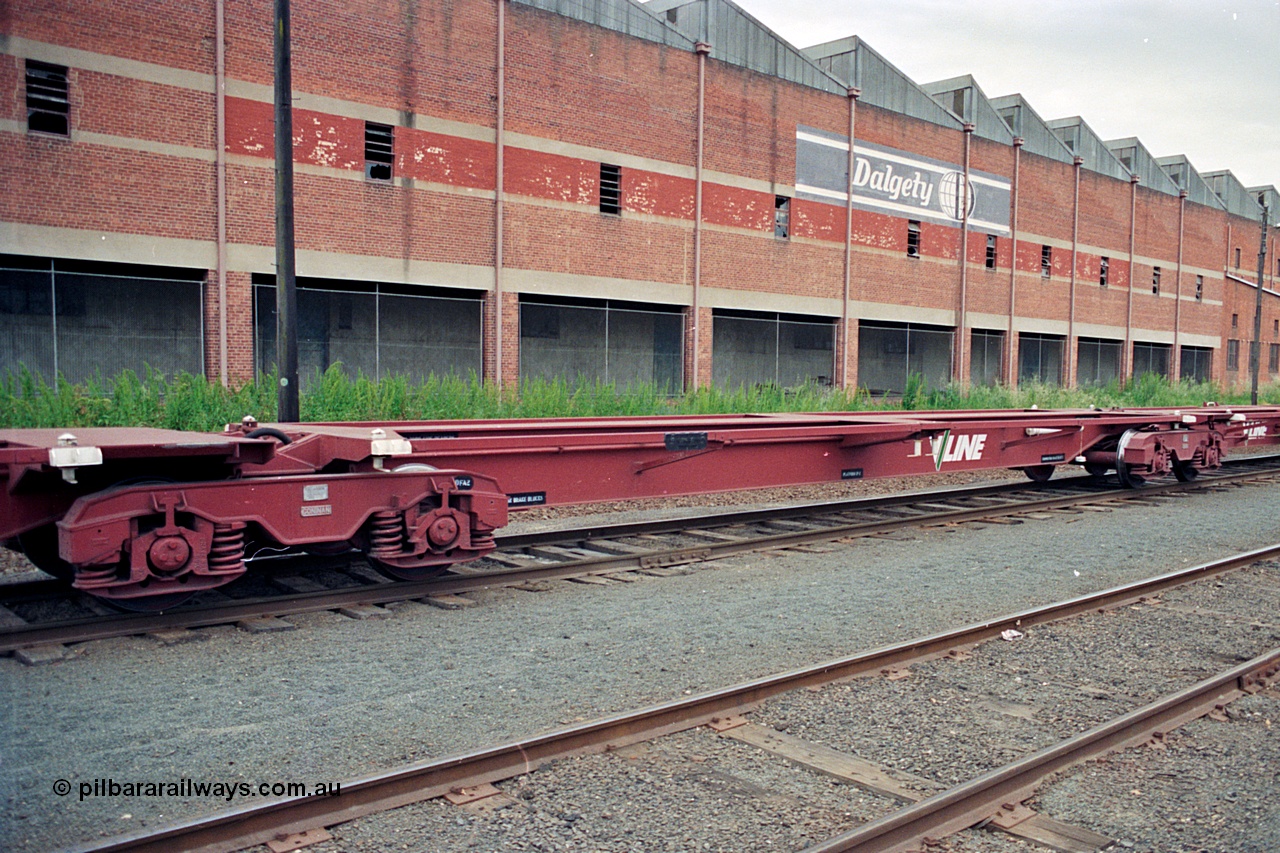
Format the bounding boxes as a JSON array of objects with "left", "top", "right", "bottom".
[{"left": 795, "top": 125, "right": 1010, "bottom": 235}]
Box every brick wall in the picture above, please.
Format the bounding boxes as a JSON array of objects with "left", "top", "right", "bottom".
[{"left": 2, "top": 0, "right": 1272, "bottom": 394}]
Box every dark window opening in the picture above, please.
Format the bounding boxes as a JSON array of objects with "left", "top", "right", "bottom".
[
  {"left": 774, "top": 195, "right": 790, "bottom": 239},
  {"left": 1234, "top": 247, "right": 1242, "bottom": 268},
  {"left": 1227, "top": 339, "right": 1240, "bottom": 371},
  {"left": 1041, "top": 245, "right": 1052, "bottom": 277},
  {"left": 1232, "top": 313, "right": 1238, "bottom": 330},
  {"left": 1180, "top": 346, "right": 1212, "bottom": 383},
  {"left": 364, "top": 122, "right": 394, "bottom": 182},
  {"left": 599, "top": 164, "right": 622, "bottom": 215},
  {"left": 1195, "top": 275, "right": 1203, "bottom": 301},
  {"left": 1274, "top": 318, "right": 1278, "bottom": 338},
  {"left": 1152, "top": 266, "right": 1161, "bottom": 295},
  {"left": 26, "top": 60, "right": 69, "bottom": 136},
  {"left": 1099, "top": 256, "right": 1109, "bottom": 287},
  {"left": 906, "top": 220, "right": 921, "bottom": 258},
  {"left": 985, "top": 235, "right": 997, "bottom": 270}
]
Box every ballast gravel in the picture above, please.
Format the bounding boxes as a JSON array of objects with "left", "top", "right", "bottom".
[{"left": 2, "top": 476, "right": 1279, "bottom": 851}]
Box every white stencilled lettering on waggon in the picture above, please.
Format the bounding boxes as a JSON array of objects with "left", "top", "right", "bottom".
[{"left": 910, "top": 431, "right": 988, "bottom": 471}]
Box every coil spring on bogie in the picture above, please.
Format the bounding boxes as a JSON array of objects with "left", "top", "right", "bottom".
[
  {"left": 368, "top": 510, "right": 405, "bottom": 558},
  {"left": 209, "top": 522, "right": 247, "bottom": 574}
]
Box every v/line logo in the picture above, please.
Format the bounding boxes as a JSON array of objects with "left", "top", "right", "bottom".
[{"left": 909, "top": 430, "right": 988, "bottom": 471}]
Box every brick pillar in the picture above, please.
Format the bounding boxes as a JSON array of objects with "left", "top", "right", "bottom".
[{"left": 205, "top": 269, "right": 255, "bottom": 385}]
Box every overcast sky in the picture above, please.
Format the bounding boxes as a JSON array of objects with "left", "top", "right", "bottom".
[{"left": 738, "top": 0, "right": 1279, "bottom": 192}]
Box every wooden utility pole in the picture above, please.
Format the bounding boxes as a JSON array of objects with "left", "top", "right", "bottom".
[{"left": 274, "top": 0, "right": 300, "bottom": 422}]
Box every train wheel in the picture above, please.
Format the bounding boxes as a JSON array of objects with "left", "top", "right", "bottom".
[
  {"left": 102, "top": 590, "right": 196, "bottom": 612},
  {"left": 367, "top": 559, "right": 450, "bottom": 582},
  {"left": 1172, "top": 458, "right": 1199, "bottom": 482},
  {"left": 1022, "top": 465, "right": 1055, "bottom": 483},
  {"left": 17, "top": 525, "right": 75, "bottom": 581},
  {"left": 1115, "top": 463, "right": 1147, "bottom": 488},
  {"left": 1084, "top": 463, "right": 1110, "bottom": 479}
]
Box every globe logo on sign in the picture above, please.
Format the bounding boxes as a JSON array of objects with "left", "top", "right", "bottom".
[{"left": 938, "top": 171, "right": 976, "bottom": 221}]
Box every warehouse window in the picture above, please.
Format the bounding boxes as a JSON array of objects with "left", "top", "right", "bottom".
[
  {"left": 1018, "top": 333, "right": 1064, "bottom": 386},
  {"left": 906, "top": 220, "right": 921, "bottom": 258},
  {"left": 858, "top": 321, "right": 953, "bottom": 395},
  {"left": 1078, "top": 338, "right": 1122, "bottom": 385},
  {"left": 1270, "top": 343, "right": 1279, "bottom": 374},
  {"left": 1132, "top": 342, "right": 1171, "bottom": 380},
  {"left": 714, "top": 310, "right": 835, "bottom": 391},
  {"left": 522, "top": 297, "right": 683, "bottom": 392},
  {"left": 1227, "top": 339, "right": 1240, "bottom": 371},
  {"left": 1234, "top": 247, "right": 1241, "bottom": 268},
  {"left": 1274, "top": 319, "right": 1278, "bottom": 337},
  {"left": 2, "top": 255, "right": 204, "bottom": 382},
  {"left": 1099, "top": 257, "right": 1109, "bottom": 287},
  {"left": 26, "top": 60, "right": 69, "bottom": 136},
  {"left": 364, "top": 122, "right": 394, "bottom": 182},
  {"left": 1180, "top": 346, "right": 1212, "bottom": 383},
  {"left": 255, "top": 277, "right": 482, "bottom": 386},
  {"left": 1040, "top": 245, "right": 1052, "bottom": 277},
  {"left": 1195, "top": 275, "right": 1203, "bottom": 301},
  {"left": 774, "top": 196, "right": 790, "bottom": 239},
  {"left": 599, "top": 164, "right": 622, "bottom": 215},
  {"left": 1232, "top": 313, "right": 1238, "bottom": 330},
  {"left": 1151, "top": 267, "right": 1161, "bottom": 295},
  {"left": 970, "top": 329, "right": 1003, "bottom": 386},
  {"left": 985, "top": 235, "right": 997, "bottom": 269}
]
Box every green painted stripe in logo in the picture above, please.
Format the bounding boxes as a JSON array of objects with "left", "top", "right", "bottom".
[{"left": 934, "top": 429, "right": 949, "bottom": 471}]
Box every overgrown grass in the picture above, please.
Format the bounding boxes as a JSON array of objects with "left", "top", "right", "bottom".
[{"left": 3, "top": 363, "right": 1278, "bottom": 431}]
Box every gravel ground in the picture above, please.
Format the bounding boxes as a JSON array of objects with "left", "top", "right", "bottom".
[
  {"left": 2, "top": 475, "right": 1279, "bottom": 851},
  {"left": 323, "top": 561, "right": 1280, "bottom": 853}
]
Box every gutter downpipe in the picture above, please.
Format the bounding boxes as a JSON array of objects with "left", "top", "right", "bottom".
[
  {"left": 957, "top": 122, "right": 974, "bottom": 386},
  {"left": 840, "top": 87, "right": 860, "bottom": 390},
  {"left": 690, "top": 41, "right": 710, "bottom": 391},
  {"left": 1173, "top": 189, "right": 1187, "bottom": 380},
  {"left": 493, "top": 0, "right": 505, "bottom": 386},
  {"left": 1007, "top": 138, "right": 1022, "bottom": 388},
  {"left": 1067, "top": 155, "right": 1082, "bottom": 387},
  {"left": 215, "top": 0, "right": 228, "bottom": 385},
  {"left": 1124, "top": 173, "right": 1138, "bottom": 384}
]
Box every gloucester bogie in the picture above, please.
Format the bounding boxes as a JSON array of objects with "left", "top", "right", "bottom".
[{"left": 4, "top": 404, "right": 1280, "bottom": 606}]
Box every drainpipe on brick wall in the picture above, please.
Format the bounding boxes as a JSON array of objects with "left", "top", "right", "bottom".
[
  {"left": 493, "top": 0, "right": 506, "bottom": 387},
  {"left": 841, "top": 87, "right": 860, "bottom": 390},
  {"left": 1008, "top": 137, "right": 1022, "bottom": 388},
  {"left": 1252, "top": 203, "right": 1271, "bottom": 404},
  {"left": 690, "top": 41, "right": 710, "bottom": 391},
  {"left": 1173, "top": 189, "right": 1187, "bottom": 381},
  {"left": 1066, "top": 155, "right": 1082, "bottom": 387},
  {"left": 215, "top": 0, "right": 228, "bottom": 386},
  {"left": 956, "top": 122, "right": 974, "bottom": 387},
  {"left": 1125, "top": 173, "right": 1138, "bottom": 384}
]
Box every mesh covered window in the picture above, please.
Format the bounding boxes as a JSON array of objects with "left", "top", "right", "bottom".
[
  {"left": 858, "top": 321, "right": 953, "bottom": 395},
  {"left": 1077, "top": 338, "right": 1122, "bottom": 386},
  {"left": 1, "top": 255, "right": 204, "bottom": 382},
  {"left": 1180, "top": 346, "right": 1212, "bottom": 383},
  {"left": 712, "top": 311, "right": 835, "bottom": 391},
  {"left": 970, "top": 329, "right": 1003, "bottom": 386},
  {"left": 1018, "top": 333, "right": 1063, "bottom": 386},
  {"left": 519, "top": 298, "right": 683, "bottom": 392},
  {"left": 254, "top": 278, "right": 482, "bottom": 386},
  {"left": 1132, "top": 342, "right": 1171, "bottom": 379}
]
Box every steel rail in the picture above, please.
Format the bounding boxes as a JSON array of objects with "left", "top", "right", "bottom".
[
  {"left": 66, "top": 542, "right": 1280, "bottom": 853},
  {"left": 802, "top": 647, "right": 1280, "bottom": 853},
  {"left": 7, "top": 462, "right": 1280, "bottom": 653}
]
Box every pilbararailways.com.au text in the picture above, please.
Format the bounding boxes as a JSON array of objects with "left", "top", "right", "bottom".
[{"left": 53, "top": 777, "right": 341, "bottom": 803}]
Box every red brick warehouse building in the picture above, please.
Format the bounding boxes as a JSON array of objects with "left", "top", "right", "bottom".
[{"left": 3, "top": 0, "right": 1277, "bottom": 394}]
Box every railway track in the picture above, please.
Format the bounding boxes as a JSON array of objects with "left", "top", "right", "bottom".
[
  {"left": 64, "top": 542, "right": 1280, "bottom": 853},
  {"left": 5, "top": 455, "right": 1280, "bottom": 658}
]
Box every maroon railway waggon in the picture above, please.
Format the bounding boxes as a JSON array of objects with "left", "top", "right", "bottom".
[{"left": 3, "top": 405, "right": 1280, "bottom": 608}]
